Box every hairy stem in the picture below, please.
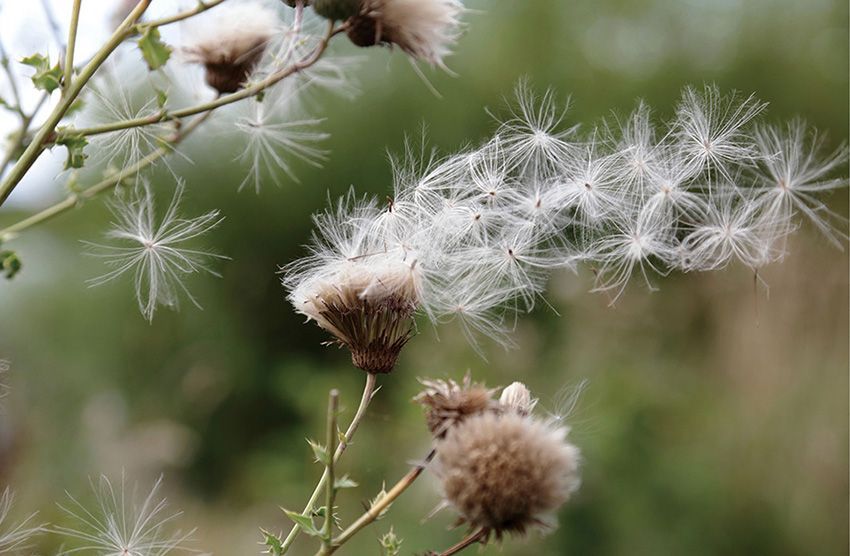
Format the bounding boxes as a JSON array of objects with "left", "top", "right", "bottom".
[
  {"left": 0, "top": 0, "right": 152, "bottom": 206},
  {"left": 279, "top": 372, "right": 378, "bottom": 554},
  {"left": 322, "top": 389, "right": 340, "bottom": 548},
  {"left": 63, "top": 0, "right": 82, "bottom": 95},
  {"left": 317, "top": 448, "right": 437, "bottom": 555}
]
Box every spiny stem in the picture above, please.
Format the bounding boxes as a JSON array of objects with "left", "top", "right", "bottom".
[
  {"left": 63, "top": 0, "right": 83, "bottom": 95},
  {"left": 279, "top": 372, "right": 378, "bottom": 554},
  {"left": 322, "top": 389, "right": 340, "bottom": 548},
  {"left": 317, "top": 449, "right": 437, "bottom": 555},
  {"left": 0, "top": 110, "right": 213, "bottom": 242},
  {"left": 0, "top": 0, "right": 152, "bottom": 206},
  {"left": 430, "top": 528, "right": 489, "bottom": 556}
]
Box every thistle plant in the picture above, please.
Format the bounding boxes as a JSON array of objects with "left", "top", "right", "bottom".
[{"left": 0, "top": 2, "right": 847, "bottom": 556}]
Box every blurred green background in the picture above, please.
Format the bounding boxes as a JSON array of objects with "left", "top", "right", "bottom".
[{"left": 1, "top": 0, "right": 848, "bottom": 554}]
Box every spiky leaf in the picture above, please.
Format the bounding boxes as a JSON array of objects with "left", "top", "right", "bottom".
[
  {"left": 55, "top": 130, "right": 88, "bottom": 169},
  {"left": 282, "top": 509, "right": 321, "bottom": 537},
  {"left": 334, "top": 475, "right": 358, "bottom": 490},
  {"left": 260, "top": 528, "right": 283, "bottom": 556},
  {"left": 137, "top": 27, "right": 172, "bottom": 70},
  {"left": 0, "top": 251, "right": 22, "bottom": 279},
  {"left": 20, "top": 53, "right": 62, "bottom": 92},
  {"left": 307, "top": 438, "right": 330, "bottom": 465}
]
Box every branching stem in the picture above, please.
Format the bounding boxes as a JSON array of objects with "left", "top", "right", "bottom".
[{"left": 279, "top": 372, "right": 378, "bottom": 554}]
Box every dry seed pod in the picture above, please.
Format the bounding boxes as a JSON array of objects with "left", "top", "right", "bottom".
[{"left": 415, "top": 375, "right": 498, "bottom": 437}]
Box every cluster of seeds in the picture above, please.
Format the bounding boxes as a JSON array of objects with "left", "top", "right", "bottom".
[{"left": 283, "top": 81, "right": 848, "bottom": 365}]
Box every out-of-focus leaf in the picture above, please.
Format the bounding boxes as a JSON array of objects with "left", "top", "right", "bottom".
[
  {"left": 137, "top": 27, "right": 172, "bottom": 71},
  {"left": 20, "top": 53, "right": 62, "bottom": 92}
]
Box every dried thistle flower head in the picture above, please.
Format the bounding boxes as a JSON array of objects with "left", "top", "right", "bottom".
[
  {"left": 289, "top": 256, "right": 421, "bottom": 373},
  {"left": 347, "top": 0, "right": 464, "bottom": 67},
  {"left": 184, "top": 3, "right": 280, "bottom": 94},
  {"left": 435, "top": 411, "right": 581, "bottom": 538},
  {"left": 499, "top": 381, "right": 537, "bottom": 415},
  {"left": 414, "top": 374, "right": 498, "bottom": 438}
]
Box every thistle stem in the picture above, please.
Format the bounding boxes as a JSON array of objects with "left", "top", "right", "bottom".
[
  {"left": 63, "top": 0, "right": 82, "bottom": 95},
  {"left": 279, "top": 372, "right": 378, "bottom": 554},
  {"left": 69, "top": 20, "right": 341, "bottom": 140},
  {"left": 0, "top": 110, "right": 213, "bottom": 242},
  {"left": 143, "top": 0, "right": 229, "bottom": 28},
  {"left": 431, "top": 528, "right": 489, "bottom": 556},
  {"left": 322, "top": 389, "right": 340, "bottom": 548},
  {"left": 316, "top": 448, "right": 437, "bottom": 555},
  {"left": 0, "top": 0, "right": 152, "bottom": 206}
]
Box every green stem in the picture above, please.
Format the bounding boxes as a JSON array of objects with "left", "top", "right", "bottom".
[
  {"left": 0, "top": 110, "right": 212, "bottom": 242},
  {"left": 316, "top": 449, "right": 437, "bottom": 555},
  {"left": 0, "top": 0, "right": 152, "bottom": 206},
  {"left": 143, "top": 0, "right": 229, "bottom": 28},
  {"left": 71, "top": 21, "right": 344, "bottom": 140},
  {"left": 280, "top": 372, "right": 378, "bottom": 554},
  {"left": 63, "top": 0, "right": 82, "bottom": 95},
  {"left": 322, "top": 389, "right": 340, "bottom": 548}
]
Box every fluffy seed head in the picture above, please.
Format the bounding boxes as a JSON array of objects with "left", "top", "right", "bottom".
[
  {"left": 184, "top": 3, "right": 280, "bottom": 94},
  {"left": 415, "top": 375, "right": 498, "bottom": 437},
  {"left": 435, "top": 411, "right": 581, "bottom": 537},
  {"left": 347, "top": 0, "right": 464, "bottom": 67}
]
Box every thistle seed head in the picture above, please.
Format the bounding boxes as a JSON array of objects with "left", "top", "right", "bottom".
[
  {"left": 184, "top": 3, "right": 279, "bottom": 94},
  {"left": 435, "top": 411, "right": 581, "bottom": 538},
  {"left": 346, "top": 0, "right": 464, "bottom": 67},
  {"left": 414, "top": 374, "right": 499, "bottom": 438},
  {"left": 291, "top": 259, "right": 420, "bottom": 373}
]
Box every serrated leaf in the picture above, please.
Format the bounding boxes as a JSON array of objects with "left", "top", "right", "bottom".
[
  {"left": 369, "top": 485, "right": 391, "bottom": 521},
  {"left": 379, "top": 528, "right": 403, "bottom": 556},
  {"left": 260, "top": 528, "right": 283, "bottom": 556},
  {"left": 137, "top": 27, "right": 172, "bottom": 71},
  {"left": 0, "top": 251, "right": 22, "bottom": 279},
  {"left": 55, "top": 130, "right": 88, "bottom": 170},
  {"left": 334, "top": 475, "right": 358, "bottom": 490},
  {"left": 282, "top": 509, "right": 321, "bottom": 537},
  {"left": 307, "top": 438, "right": 330, "bottom": 465},
  {"left": 20, "top": 53, "right": 62, "bottom": 93}
]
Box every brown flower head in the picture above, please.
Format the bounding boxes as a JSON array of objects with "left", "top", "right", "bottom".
[
  {"left": 415, "top": 375, "right": 498, "bottom": 438},
  {"left": 345, "top": 0, "right": 464, "bottom": 67},
  {"left": 435, "top": 411, "right": 581, "bottom": 538},
  {"left": 184, "top": 3, "right": 279, "bottom": 94},
  {"left": 289, "top": 257, "right": 420, "bottom": 374}
]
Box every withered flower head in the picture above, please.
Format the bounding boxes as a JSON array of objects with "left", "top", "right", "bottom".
[
  {"left": 414, "top": 374, "right": 498, "bottom": 438},
  {"left": 345, "top": 0, "right": 464, "bottom": 67},
  {"left": 499, "top": 381, "right": 537, "bottom": 416},
  {"left": 289, "top": 257, "right": 420, "bottom": 374},
  {"left": 184, "top": 3, "right": 279, "bottom": 94},
  {"left": 435, "top": 411, "right": 581, "bottom": 539}
]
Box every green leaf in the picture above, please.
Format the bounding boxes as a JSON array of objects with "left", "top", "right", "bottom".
[
  {"left": 282, "top": 509, "right": 321, "bottom": 537},
  {"left": 333, "top": 475, "right": 358, "bottom": 490},
  {"left": 259, "top": 528, "right": 283, "bottom": 556},
  {"left": 155, "top": 88, "right": 168, "bottom": 109},
  {"left": 55, "top": 130, "right": 89, "bottom": 170},
  {"left": 137, "top": 27, "right": 172, "bottom": 71},
  {"left": 65, "top": 98, "right": 85, "bottom": 117},
  {"left": 307, "top": 438, "right": 330, "bottom": 465},
  {"left": 369, "top": 485, "right": 391, "bottom": 521},
  {"left": 0, "top": 251, "right": 22, "bottom": 280},
  {"left": 20, "top": 53, "right": 62, "bottom": 93}
]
